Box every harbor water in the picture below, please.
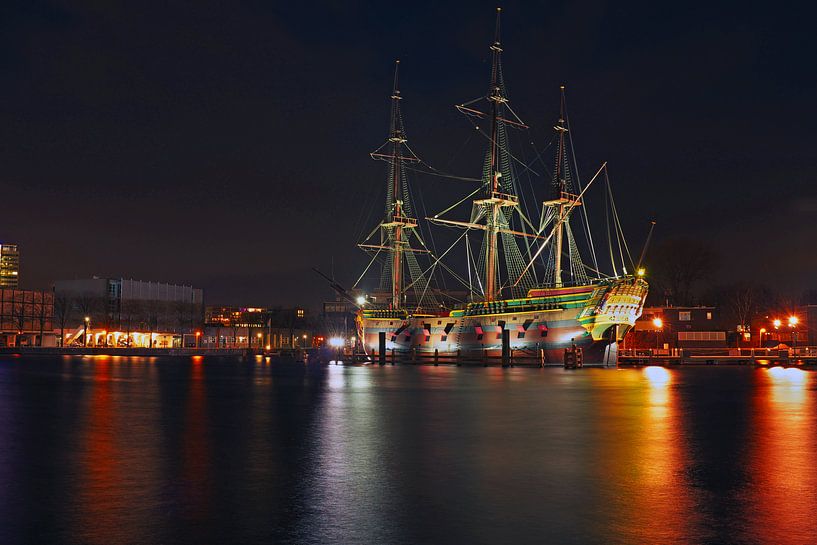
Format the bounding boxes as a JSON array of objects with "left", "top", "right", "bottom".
[{"left": 1, "top": 356, "right": 815, "bottom": 544}]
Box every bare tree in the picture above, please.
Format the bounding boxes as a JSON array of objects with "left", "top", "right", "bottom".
[
  {"left": 707, "top": 283, "right": 777, "bottom": 331},
  {"left": 74, "top": 292, "right": 99, "bottom": 324},
  {"left": 173, "top": 301, "right": 190, "bottom": 333},
  {"left": 144, "top": 299, "right": 161, "bottom": 347},
  {"left": 121, "top": 299, "right": 144, "bottom": 347},
  {"left": 648, "top": 237, "right": 717, "bottom": 306},
  {"left": 54, "top": 294, "right": 74, "bottom": 347},
  {"left": 11, "top": 303, "right": 26, "bottom": 347},
  {"left": 34, "top": 294, "right": 50, "bottom": 347}
]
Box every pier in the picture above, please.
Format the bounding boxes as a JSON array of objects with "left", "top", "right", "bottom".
[{"left": 617, "top": 347, "right": 817, "bottom": 367}]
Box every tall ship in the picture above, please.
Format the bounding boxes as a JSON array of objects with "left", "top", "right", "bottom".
[{"left": 351, "top": 9, "right": 648, "bottom": 364}]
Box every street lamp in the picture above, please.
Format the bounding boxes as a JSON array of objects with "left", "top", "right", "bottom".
[
  {"left": 195, "top": 331, "right": 201, "bottom": 349},
  {"left": 84, "top": 316, "right": 90, "bottom": 347},
  {"left": 652, "top": 317, "right": 663, "bottom": 350},
  {"left": 257, "top": 332, "right": 263, "bottom": 350},
  {"left": 758, "top": 327, "right": 766, "bottom": 348},
  {"left": 789, "top": 316, "right": 799, "bottom": 354}
]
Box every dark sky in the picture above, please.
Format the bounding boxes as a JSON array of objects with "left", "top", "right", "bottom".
[{"left": 2, "top": 0, "right": 816, "bottom": 309}]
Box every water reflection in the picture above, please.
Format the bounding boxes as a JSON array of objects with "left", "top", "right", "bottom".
[
  {"left": 4, "top": 358, "right": 817, "bottom": 545},
  {"left": 595, "top": 367, "right": 692, "bottom": 544},
  {"left": 748, "top": 367, "right": 817, "bottom": 543}
]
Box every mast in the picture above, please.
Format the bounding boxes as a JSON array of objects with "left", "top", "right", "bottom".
[
  {"left": 430, "top": 7, "right": 532, "bottom": 301},
  {"left": 389, "top": 61, "right": 405, "bottom": 308},
  {"left": 544, "top": 86, "right": 582, "bottom": 288},
  {"left": 484, "top": 7, "right": 503, "bottom": 301},
  {"left": 362, "top": 60, "right": 421, "bottom": 310}
]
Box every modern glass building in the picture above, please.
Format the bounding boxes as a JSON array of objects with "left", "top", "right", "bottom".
[{"left": 0, "top": 244, "right": 20, "bottom": 288}]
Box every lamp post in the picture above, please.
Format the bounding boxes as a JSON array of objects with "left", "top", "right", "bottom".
[
  {"left": 653, "top": 317, "right": 663, "bottom": 350},
  {"left": 758, "top": 327, "right": 766, "bottom": 348},
  {"left": 257, "top": 332, "right": 263, "bottom": 351},
  {"left": 195, "top": 331, "right": 201, "bottom": 349},
  {"left": 84, "top": 316, "right": 90, "bottom": 347},
  {"left": 789, "top": 316, "right": 799, "bottom": 355}
]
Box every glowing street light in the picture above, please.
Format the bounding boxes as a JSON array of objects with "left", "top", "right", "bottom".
[
  {"left": 356, "top": 295, "right": 367, "bottom": 306},
  {"left": 637, "top": 268, "right": 646, "bottom": 277},
  {"left": 773, "top": 319, "right": 781, "bottom": 329},
  {"left": 789, "top": 316, "right": 799, "bottom": 353},
  {"left": 652, "top": 317, "right": 663, "bottom": 350},
  {"left": 328, "top": 337, "right": 344, "bottom": 348},
  {"left": 83, "top": 316, "right": 90, "bottom": 347}
]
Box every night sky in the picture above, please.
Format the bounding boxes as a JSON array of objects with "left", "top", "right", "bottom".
[{"left": 2, "top": 1, "right": 816, "bottom": 309}]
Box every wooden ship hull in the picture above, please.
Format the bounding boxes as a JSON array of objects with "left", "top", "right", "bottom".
[{"left": 358, "top": 278, "right": 647, "bottom": 364}]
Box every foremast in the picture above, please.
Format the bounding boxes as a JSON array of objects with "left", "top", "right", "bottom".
[{"left": 359, "top": 61, "right": 426, "bottom": 311}]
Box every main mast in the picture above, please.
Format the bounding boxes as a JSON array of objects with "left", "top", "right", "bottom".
[
  {"left": 430, "top": 8, "right": 534, "bottom": 301},
  {"left": 388, "top": 61, "right": 407, "bottom": 307},
  {"left": 484, "top": 8, "right": 504, "bottom": 301}
]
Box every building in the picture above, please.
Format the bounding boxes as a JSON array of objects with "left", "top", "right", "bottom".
[
  {"left": 54, "top": 277, "right": 204, "bottom": 346},
  {"left": 203, "top": 306, "right": 312, "bottom": 349},
  {"left": 0, "top": 288, "right": 55, "bottom": 347},
  {"left": 322, "top": 295, "right": 359, "bottom": 340},
  {"left": 753, "top": 305, "right": 817, "bottom": 348},
  {"left": 626, "top": 306, "right": 727, "bottom": 349},
  {"left": 0, "top": 244, "right": 20, "bottom": 288}
]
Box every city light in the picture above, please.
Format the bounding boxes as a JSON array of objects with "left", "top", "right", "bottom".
[
  {"left": 328, "top": 337, "right": 344, "bottom": 347},
  {"left": 637, "top": 268, "right": 645, "bottom": 277},
  {"left": 652, "top": 317, "right": 663, "bottom": 329},
  {"left": 788, "top": 316, "right": 799, "bottom": 327},
  {"left": 773, "top": 319, "right": 781, "bottom": 329},
  {"left": 356, "top": 295, "right": 366, "bottom": 305}
]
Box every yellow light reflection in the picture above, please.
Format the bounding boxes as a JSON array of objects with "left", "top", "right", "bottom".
[
  {"left": 644, "top": 365, "right": 671, "bottom": 387},
  {"left": 596, "top": 367, "right": 690, "bottom": 542},
  {"left": 748, "top": 367, "right": 817, "bottom": 543}
]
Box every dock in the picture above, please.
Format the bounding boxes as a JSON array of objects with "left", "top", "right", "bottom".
[{"left": 617, "top": 347, "right": 817, "bottom": 367}]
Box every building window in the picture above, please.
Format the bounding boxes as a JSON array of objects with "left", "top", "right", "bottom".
[
  {"left": 296, "top": 309, "right": 304, "bottom": 318},
  {"left": 679, "top": 311, "right": 691, "bottom": 321},
  {"left": 706, "top": 312, "right": 712, "bottom": 320}
]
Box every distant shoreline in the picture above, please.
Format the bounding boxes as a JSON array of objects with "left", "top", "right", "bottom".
[{"left": 0, "top": 347, "right": 250, "bottom": 358}]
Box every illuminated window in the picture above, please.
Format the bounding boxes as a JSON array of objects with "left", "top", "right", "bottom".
[
  {"left": 706, "top": 312, "right": 712, "bottom": 320},
  {"left": 679, "top": 311, "right": 691, "bottom": 321},
  {"left": 296, "top": 309, "right": 304, "bottom": 318}
]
